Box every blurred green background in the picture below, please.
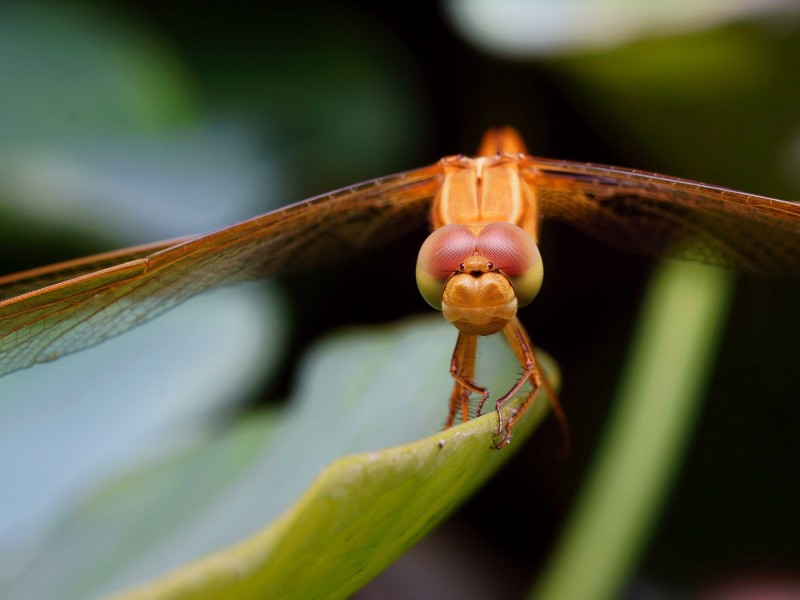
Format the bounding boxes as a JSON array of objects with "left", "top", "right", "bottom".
[{"left": 1, "top": 1, "right": 799, "bottom": 598}]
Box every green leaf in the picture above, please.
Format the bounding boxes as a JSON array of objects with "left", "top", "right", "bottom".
[
  {"left": 2, "top": 317, "right": 557, "bottom": 600},
  {"left": 112, "top": 374, "right": 555, "bottom": 600},
  {"left": 0, "top": 284, "right": 285, "bottom": 555}
]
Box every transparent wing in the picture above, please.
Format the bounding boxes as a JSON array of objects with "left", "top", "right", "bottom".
[
  {"left": 523, "top": 157, "right": 800, "bottom": 275},
  {"left": 0, "top": 164, "right": 443, "bottom": 376}
]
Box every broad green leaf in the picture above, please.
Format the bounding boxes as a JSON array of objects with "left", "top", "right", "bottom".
[
  {"left": 1, "top": 317, "right": 557, "bottom": 600},
  {"left": 0, "top": 284, "right": 286, "bottom": 558}
]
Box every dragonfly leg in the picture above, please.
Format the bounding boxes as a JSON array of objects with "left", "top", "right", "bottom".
[
  {"left": 534, "top": 348, "right": 571, "bottom": 456},
  {"left": 446, "top": 331, "right": 486, "bottom": 428},
  {"left": 494, "top": 316, "right": 568, "bottom": 449}
]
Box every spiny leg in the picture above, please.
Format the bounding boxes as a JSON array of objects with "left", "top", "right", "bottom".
[
  {"left": 445, "top": 331, "right": 485, "bottom": 428},
  {"left": 532, "top": 347, "right": 571, "bottom": 456},
  {"left": 493, "top": 316, "right": 547, "bottom": 448}
]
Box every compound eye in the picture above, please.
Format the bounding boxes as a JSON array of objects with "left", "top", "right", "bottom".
[
  {"left": 477, "top": 222, "right": 543, "bottom": 306},
  {"left": 416, "top": 224, "right": 476, "bottom": 309}
]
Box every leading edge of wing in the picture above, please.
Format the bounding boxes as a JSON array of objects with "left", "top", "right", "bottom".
[
  {"left": 523, "top": 156, "right": 800, "bottom": 218},
  {"left": 521, "top": 156, "right": 800, "bottom": 274},
  {"left": 0, "top": 237, "right": 190, "bottom": 303}
]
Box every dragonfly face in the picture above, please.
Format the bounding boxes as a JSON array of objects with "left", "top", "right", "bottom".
[
  {"left": 440, "top": 252, "right": 518, "bottom": 336},
  {"left": 1, "top": 126, "right": 799, "bottom": 448},
  {"left": 415, "top": 221, "right": 543, "bottom": 335}
]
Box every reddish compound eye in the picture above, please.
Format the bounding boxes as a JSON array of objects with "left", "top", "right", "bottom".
[
  {"left": 418, "top": 224, "right": 477, "bottom": 275},
  {"left": 476, "top": 222, "right": 543, "bottom": 306},
  {"left": 416, "top": 224, "right": 477, "bottom": 309}
]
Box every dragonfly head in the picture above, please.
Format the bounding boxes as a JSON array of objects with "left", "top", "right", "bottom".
[{"left": 416, "top": 222, "right": 543, "bottom": 336}]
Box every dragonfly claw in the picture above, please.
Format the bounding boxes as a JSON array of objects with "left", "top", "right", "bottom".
[
  {"left": 491, "top": 429, "right": 511, "bottom": 450},
  {"left": 475, "top": 390, "right": 491, "bottom": 417}
]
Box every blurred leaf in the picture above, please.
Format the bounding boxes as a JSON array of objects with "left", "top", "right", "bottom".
[
  {"left": 0, "top": 2, "right": 282, "bottom": 250},
  {"left": 0, "top": 284, "right": 287, "bottom": 562},
  {"left": 0, "top": 122, "right": 282, "bottom": 245},
  {"left": 445, "top": 0, "right": 798, "bottom": 56},
  {"left": 554, "top": 25, "right": 800, "bottom": 194},
  {"left": 0, "top": 317, "right": 557, "bottom": 600}
]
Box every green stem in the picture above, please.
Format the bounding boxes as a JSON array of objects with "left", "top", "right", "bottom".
[{"left": 529, "top": 260, "right": 734, "bottom": 600}]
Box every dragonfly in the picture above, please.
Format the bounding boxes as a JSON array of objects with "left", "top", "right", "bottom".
[{"left": 1, "top": 127, "right": 799, "bottom": 447}]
